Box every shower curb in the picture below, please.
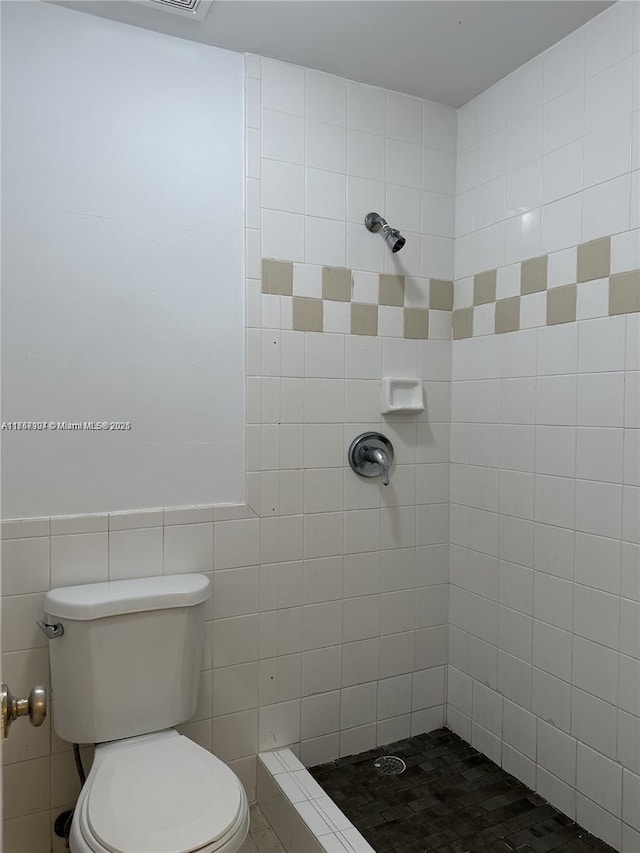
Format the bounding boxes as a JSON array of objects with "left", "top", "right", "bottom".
[{"left": 257, "top": 748, "right": 375, "bottom": 853}]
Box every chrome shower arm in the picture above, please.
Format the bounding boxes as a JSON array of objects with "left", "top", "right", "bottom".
[
  {"left": 365, "top": 212, "right": 387, "bottom": 233},
  {"left": 365, "top": 211, "right": 406, "bottom": 253}
]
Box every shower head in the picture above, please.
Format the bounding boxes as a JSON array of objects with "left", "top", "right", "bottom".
[
  {"left": 365, "top": 212, "right": 406, "bottom": 253},
  {"left": 383, "top": 225, "right": 406, "bottom": 253}
]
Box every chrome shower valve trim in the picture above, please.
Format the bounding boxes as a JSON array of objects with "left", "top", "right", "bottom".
[{"left": 348, "top": 432, "right": 394, "bottom": 486}]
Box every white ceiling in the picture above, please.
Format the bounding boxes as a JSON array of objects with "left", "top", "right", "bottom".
[{"left": 54, "top": 0, "right": 614, "bottom": 106}]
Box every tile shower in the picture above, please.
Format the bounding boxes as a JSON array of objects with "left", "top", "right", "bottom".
[
  {"left": 1, "top": 1, "right": 639, "bottom": 852},
  {"left": 309, "top": 729, "right": 617, "bottom": 853}
]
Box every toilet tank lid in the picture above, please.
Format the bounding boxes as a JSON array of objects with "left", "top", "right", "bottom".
[{"left": 44, "top": 574, "right": 211, "bottom": 621}]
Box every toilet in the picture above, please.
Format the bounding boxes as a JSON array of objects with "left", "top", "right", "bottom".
[{"left": 42, "top": 574, "right": 249, "bottom": 853}]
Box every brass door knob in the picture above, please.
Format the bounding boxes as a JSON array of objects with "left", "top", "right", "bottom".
[{"left": 1, "top": 683, "right": 47, "bottom": 740}]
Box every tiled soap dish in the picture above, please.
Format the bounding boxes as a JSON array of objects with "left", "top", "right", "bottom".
[{"left": 381, "top": 377, "right": 425, "bottom": 414}]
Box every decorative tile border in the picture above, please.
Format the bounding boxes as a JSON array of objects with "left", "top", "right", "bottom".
[
  {"left": 452, "top": 236, "right": 640, "bottom": 339},
  {"left": 258, "top": 748, "right": 374, "bottom": 853},
  {"left": 262, "top": 260, "right": 453, "bottom": 339}
]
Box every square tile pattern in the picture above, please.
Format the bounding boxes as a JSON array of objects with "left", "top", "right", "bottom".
[
  {"left": 262, "top": 260, "right": 452, "bottom": 338},
  {"left": 310, "top": 728, "right": 618, "bottom": 853},
  {"left": 266, "top": 235, "right": 639, "bottom": 342},
  {"left": 453, "top": 237, "right": 640, "bottom": 339}
]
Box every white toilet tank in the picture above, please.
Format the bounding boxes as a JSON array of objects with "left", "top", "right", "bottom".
[{"left": 43, "top": 574, "right": 211, "bottom": 745}]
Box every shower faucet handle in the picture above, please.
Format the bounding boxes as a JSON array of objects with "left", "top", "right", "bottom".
[
  {"left": 367, "top": 446, "right": 391, "bottom": 486},
  {"left": 348, "top": 432, "right": 394, "bottom": 486}
]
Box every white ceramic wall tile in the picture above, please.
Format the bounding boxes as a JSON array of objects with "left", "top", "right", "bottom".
[
  {"left": 262, "top": 159, "right": 305, "bottom": 214},
  {"left": 541, "top": 193, "right": 583, "bottom": 254},
  {"left": 577, "top": 743, "right": 623, "bottom": 817},
  {"left": 262, "top": 109, "right": 305, "bottom": 165},
  {"left": 307, "top": 169, "right": 347, "bottom": 221},
  {"left": 538, "top": 719, "right": 577, "bottom": 785},
  {"left": 544, "top": 85, "right": 584, "bottom": 156},
  {"left": 213, "top": 566, "right": 260, "bottom": 620},
  {"left": 423, "top": 100, "right": 456, "bottom": 153},
  {"left": 306, "top": 70, "right": 347, "bottom": 127},
  {"left": 214, "top": 519, "right": 260, "bottom": 569},
  {"left": 109, "top": 526, "right": 163, "bottom": 581},
  {"left": 387, "top": 91, "right": 423, "bottom": 145},
  {"left": 572, "top": 686, "right": 618, "bottom": 759},
  {"left": 577, "top": 794, "right": 623, "bottom": 849},
  {"left": 163, "top": 522, "right": 213, "bottom": 575},
  {"left": 2, "top": 537, "right": 49, "bottom": 596},
  {"left": 582, "top": 174, "right": 631, "bottom": 242},
  {"left": 346, "top": 129, "right": 385, "bottom": 182},
  {"left": 573, "top": 636, "right": 618, "bottom": 704},
  {"left": 347, "top": 82, "right": 385, "bottom": 136},
  {"left": 585, "top": 56, "right": 633, "bottom": 135},
  {"left": 537, "top": 766, "right": 577, "bottom": 820},
  {"left": 263, "top": 209, "right": 306, "bottom": 262},
  {"left": 50, "top": 532, "right": 108, "bottom": 588}
]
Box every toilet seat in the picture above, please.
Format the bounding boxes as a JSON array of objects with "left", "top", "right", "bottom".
[{"left": 70, "top": 731, "right": 249, "bottom": 853}]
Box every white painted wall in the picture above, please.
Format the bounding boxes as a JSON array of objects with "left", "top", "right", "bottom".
[{"left": 1, "top": 1, "right": 245, "bottom": 518}]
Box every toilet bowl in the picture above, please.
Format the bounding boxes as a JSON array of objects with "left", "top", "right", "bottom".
[{"left": 69, "top": 730, "right": 249, "bottom": 853}]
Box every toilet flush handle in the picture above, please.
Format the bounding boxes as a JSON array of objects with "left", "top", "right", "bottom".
[{"left": 36, "top": 619, "right": 64, "bottom": 639}]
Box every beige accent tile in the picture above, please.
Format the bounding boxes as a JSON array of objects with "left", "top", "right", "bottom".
[
  {"left": 379, "top": 274, "right": 405, "bottom": 306},
  {"left": 404, "top": 308, "right": 429, "bottom": 339},
  {"left": 521, "top": 255, "right": 548, "bottom": 294},
  {"left": 609, "top": 270, "right": 640, "bottom": 315},
  {"left": 473, "top": 270, "right": 496, "bottom": 305},
  {"left": 292, "top": 297, "right": 323, "bottom": 332},
  {"left": 262, "top": 259, "right": 293, "bottom": 295},
  {"left": 547, "top": 284, "right": 576, "bottom": 325},
  {"left": 351, "top": 303, "right": 378, "bottom": 336},
  {"left": 495, "top": 297, "right": 520, "bottom": 334},
  {"left": 429, "top": 279, "right": 454, "bottom": 311},
  {"left": 578, "top": 237, "right": 611, "bottom": 283},
  {"left": 452, "top": 307, "right": 473, "bottom": 339},
  {"left": 322, "top": 266, "right": 352, "bottom": 302}
]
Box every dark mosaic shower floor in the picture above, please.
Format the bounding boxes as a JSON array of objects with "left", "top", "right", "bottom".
[{"left": 309, "top": 728, "right": 616, "bottom": 853}]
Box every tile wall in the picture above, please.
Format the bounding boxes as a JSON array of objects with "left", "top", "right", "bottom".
[
  {"left": 1, "top": 57, "right": 458, "bottom": 851},
  {"left": 243, "top": 54, "right": 458, "bottom": 778},
  {"left": 446, "top": 4, "right": 640, "bottom": 851}
]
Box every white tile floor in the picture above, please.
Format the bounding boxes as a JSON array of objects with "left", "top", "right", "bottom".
[{"left": 240, "top": 805, "right": 286, "bottom": 853}]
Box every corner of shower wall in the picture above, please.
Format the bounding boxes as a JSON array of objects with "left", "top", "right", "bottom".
[{"left": 447, "top": 3, "right": 640, "bottom": 850}]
